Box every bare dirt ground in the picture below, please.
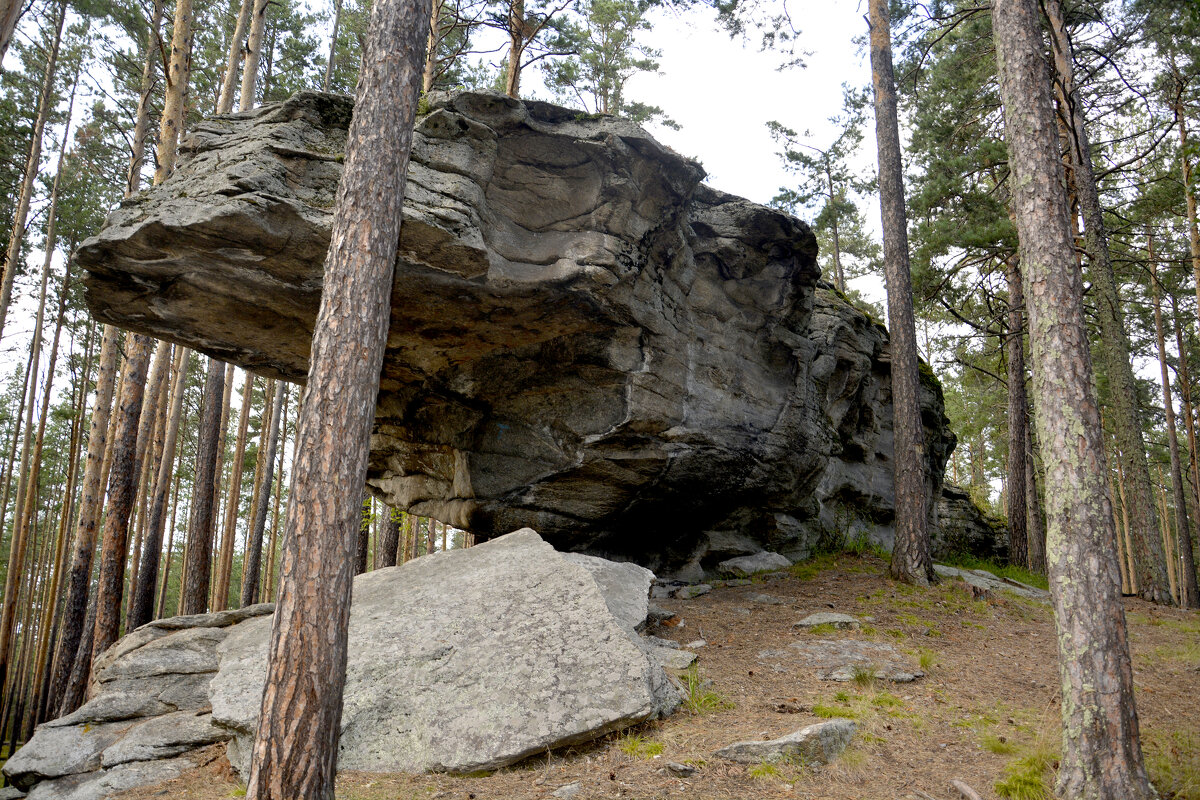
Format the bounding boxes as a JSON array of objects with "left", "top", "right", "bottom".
[{"left": 122, "top": 553, "right": 1200, "bottom": 800}]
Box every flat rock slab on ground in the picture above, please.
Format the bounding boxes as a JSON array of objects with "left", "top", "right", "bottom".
[
  {"left": 214, "top": 529, "right": 679, "bottom": 777},
  {"left": 23, "top": 756, "right": 195, "bottom": 800},
  {"left": 759, "top": 639, "right": 923, "bottom": 683},
  {"left": 718, "top": 552, "right": 793, "bottom": 577},
  {"left": 673, "top": 584, "right": 712, "bottom": 599},
  {"left": 748, "top": 593, "right": 789, "bottom": 605},
  {"left": 794, "top": 612, "right": 860, "bottom": 629},
  {"left": 933, "top": 565, "right": 1049, "bottom": 600},
  {"left": 714, "top": 719, "right": 856, "bottom": 765}
]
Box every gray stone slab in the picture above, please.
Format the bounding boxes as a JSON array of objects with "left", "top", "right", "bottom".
[{"left": 715, "top": 719, "right": 856, "bottom": 765}]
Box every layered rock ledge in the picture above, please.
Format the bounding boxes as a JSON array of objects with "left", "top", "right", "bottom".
[{"left": 77, "top": 90, "right": 987, "bottom": 575}]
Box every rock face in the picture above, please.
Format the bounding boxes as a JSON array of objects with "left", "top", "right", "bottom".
[
  {"left": 77, "top": 89, "right": 997, "bottom": 574},
  {"left": 714, "top": 719, "right": 856, "bottom": 765},
  {"left": 6, "top": 531, "right": 678, "bottom": 795}
]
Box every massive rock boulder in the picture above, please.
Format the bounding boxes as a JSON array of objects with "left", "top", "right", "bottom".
[
  {"left": 5, "top": 531, "right": 678, "bottom": 795},
  {"left": 77, "top": 90, "right": 991, "bottom": 575}
]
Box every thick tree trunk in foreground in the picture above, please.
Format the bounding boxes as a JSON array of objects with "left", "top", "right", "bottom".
[
  {"left": 991, "top": 0, "right": 1156, "bottom": 796},
  {"left": 1150, "top": 250, "right": 1198, "bottom": 608},
  {"left": 91, "top": 335, "right": 155, "bottom": 659},
  {"left": 180, "top": 359, "right": 226, "bottom": 615},
  {"left": 1005, "top": 257, "right": 1029, "bottom": 570},
  {"left": 244, "top": 0, "right": 430, "bottom": 789},
  {"left": 1043, "top": 0, "right": 1171, "bottom": 604},
  {"left": 867, "top": 0, "right": 934, "bottom": 586},
  {"left": 241, "top": 380, "right": 285, "bottom": 607}
]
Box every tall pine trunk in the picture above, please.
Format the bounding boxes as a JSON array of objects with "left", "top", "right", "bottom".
[
  {"left": 217, "top": 0, "right": 253, "bottom": 113},
  {"left": 1005, "top": 256, "right": 1029, "bottom": 569},
  {"left": 245, "top": 0, "right": 430, "bottom": 789},
  {"left": 1149, "top": 246, "right": 1198, "bottom": 608},
  {"left": 241, "top": 381, "right": 285, "bottom": 606},
  {"left": 991, "top": 0, "right": 1156, "bottom": 795},
  {"left": 867, "top": 0, "right": 934, "bottom": 585},
  {"left": 214, "top": 372, "right": 254, "bottom": 611},
  {"left": 1044, "top": 0, "right": 1171, "bottom": 603},
  {"left": 180, "top": 359, "right": 226, "bottom": 615}
]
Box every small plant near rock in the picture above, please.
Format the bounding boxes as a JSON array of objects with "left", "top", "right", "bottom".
[
  {"left": 680, "top": 666, "right": 734, "bottom": 715},
  {"left": 885, "top": 628, "right": 906, "bottom": 640},
  {"left": 813, "top": 702, "right": 856, "bottom": 719},
  {"left": 618, "top": 732, "right": 664, "bottom": 759},
  {"left": 850, "top": 663, "right": 877, "bottom": 688},
  {"left": 806, "top": 623, "right": 837, "bottom": 635},
  {"left": 229, "top": 785, "right": 247, "bottom": 798},
  {"left": 871, "top": 692, "right": 904, "bottom": 709},
  {"left": 918, "top": 648, "right": 937, "bottom": 671},
  {"left": 748, "top": 761, "right": 782, "bottom": 779}
]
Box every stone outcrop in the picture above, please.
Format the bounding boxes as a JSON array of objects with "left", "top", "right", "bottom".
[
  {"left": 77, "top": 89, "right": 1000, "bottom": 574},
  {"left": 6, "top": 531, "right": 679, "bottom": 794},
  {"left": 714, "top": 719, "right": 856, "bottom": 765}
]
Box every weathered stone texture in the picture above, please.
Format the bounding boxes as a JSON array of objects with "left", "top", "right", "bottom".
[{"left": 76, "top": 90, "right": 999, "bottom": 575}]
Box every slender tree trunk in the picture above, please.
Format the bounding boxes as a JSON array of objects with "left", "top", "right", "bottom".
[
  {"left": 355, "top": 488, "right": 371, "bottom": 574},
  {"left": 245, "top": 0, "right": 430, "bottom": 789},
  {"left": 127, "top": 0, "right": 166, "bottom": 195},
  {"left": 157, "top": 468, "right": 184, "bottom": 620},
  {"left": 1005, "top": 256, "right": 1029, "bottom": 569},
  {"left": 867, "top": 0, "right": 934, "bottom": 585},
  {"left": 241, "top": 381, "right": 284, "bottom": 606},
  {"left": 379, "top": 506, "right": 399, "bottom": 567},
  {"left": 129, "top": 347, "right": 191, "bottom": 629},
  {"left": 209, "top": 363, "right": 235, "bottom": 610},
  {"left": 991, "top": 0, "right": 1156, "bottom": 795},
  {"left": 181, "top": 359, "right": 226, "bottom": 616},
  {"left": 156, "top": 0, "right": 194, "bottom": 184},
  {"left": 90, "top": 335, "right": 155, "bottom": 660},
  {"left": 1173, "top": 77, "right": 1200, "bottom": 331},
  {"left": 1150, "top": 248, "right": 1198, "bottom": 607},
  {"left": 59, "top": 595, "right": 95, "bottom": 716},
  {"left": 239, "top": 0, "right": 270, "bottom": 111},
  {"left": 241, "top": 379, "right": 275, "bottom": 594},
  {"left": 1171, "top": 296, "right": 1200, "bottom": 522},
  {"left": 0, "top": 0, "right": 66, "bottom": 340},
  {"left": 214, "top": 372, "right": 254, "bottom": 611},
  {"left": 421, "top": 0, "right": 444, "bottom": 93},
  {"left": 265, "top": 388, "right": 289, "bottom": 599},
  {"left": 0, "top": 0, "right": 25, "bottom": 65},
  {"left": 1043, "top": 0, "right": 1171, "bottom": 604},
  {"left": 504, "top": 0, "right": 523, "bottom": 98},
  {"left": 218, "top": 0, "right": 253, "bottom": 112},
  {"left": 48, "top": 325, "right": 119, "bottom": 715},
  {"left": 1025, "top": 422, "right": 1047, "bottom": 574},
  {"left": 125, "top": 343, "right": 170, "bottom": 625},
  {"left": 323, "top": 0, "right": 344, "bottom": 91}
]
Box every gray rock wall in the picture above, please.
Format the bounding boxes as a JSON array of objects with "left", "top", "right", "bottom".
[{"left": 77, "top": 90, "right": 1000, "bottom": 575}]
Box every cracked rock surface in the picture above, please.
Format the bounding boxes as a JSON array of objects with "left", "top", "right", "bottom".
[{"left": 76, "top": 90, "right": 996, "bottom": 576}]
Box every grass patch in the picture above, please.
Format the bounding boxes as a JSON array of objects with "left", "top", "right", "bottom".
[
  {"left": 230, "top": 787, "right": 247, "bottom": 798},
  {"left": 1151, "top": 641, "right": 1200, "bottom": 663},
  {"left": 1145, "top": 730, "right": 1200, "bottom": 799},
  {"left": 918, "top": 648, "right": 937, "bottom": 671},
  {"left": 851, "top": 663, "right": 877, "bottom": 688},
  {"left": 941, "top": 553, "right": 1049, "bottom": 591},
  {"left": 981, "top": 733, "right": 1019, "bottom": 755},
  {"left": 813, "top": 703, "right": 856, "bottom": 719},
  {"left": 680, "top": 666, "right": 734, "bottom": 715},
  {"left": 807, "top": 623, "right": 837, "bottom": 635},
  {"left": 618, "top": 732, "right": 664, "bottom": 759},
  {"left": 790, "top": 553, "right": 841, "bottom": 581},
  {"left": 994, "top": 744, "right": 1056, "bottom": 800},
  {"left": 748, "top": 761, "right": 782, "bottom": 779},
  {"left": 885, "top": 628, "right": 906, "bottom": 639},
  {"left": 871, "top": 692, "right": 904, "bottom": 708}
]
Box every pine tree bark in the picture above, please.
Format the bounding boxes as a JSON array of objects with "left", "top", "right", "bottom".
[
  {"left": 241, "top": 380, "right": 284, "bottom": 606},
  {"left": 867, "top": 0, "right": 934, "bottom": 586},
  {"left": 379, "top": 506, "right": 399, "bottom": 567},
  {"left": 48, "top": 325, "right": 119, "bottom": 715},
  {"left": 180, "top": 359, "right": 226, "bottom": 616},
  {"left": 127, "top": 0, "right": 165, "bottom": 195},
  {"left": 991, "top": 0, "right": 1156, "bottom": 795},
  {"left": 0, "top": 0, "right": 25, "bottom": 65},
  {"left": 1005, "top": 256, "right": 1029, "bottom": 569},
  {"left": 264, "top": 389, "right": 290, "bottom": 600},
  {"left": 244, "top": 0, "right": 430, "bottom": 788},
  {"left": 504, "top": 0, "right": 524, "bottom": 97},
  {"left": 214, "top": 372, "right": 254, "bottom": 611},
  {"left": 90, "top": 335, "right": 155, "bottom": 660},
  {"left": 239, "top": 0, "right": 270, "bottom": 111},
  {"left": 156, "top": 0, "right": 193, "bottom": 184},
  {"left": 356, "top": 489, "right": 371, "bottom": 574},
  {"left": 218, "top": 0, "right": 253, "bottom": 112},
  {"left": 1171, "top": 297, "right": 1200, "bottom": 520},
  {"left": 1149, "top": 247, "right": 1198, "bottom": 608},
  {"left": 323, "top": 0, "right": 344, "bottom": 91},
  {"left": 129, "top": 346, "right": 191, "bottom": 629},
  {"left": 1024, "top": 422, "right": 1047, "bottom": 574},
  {"left": 1043, "top": 0, "right": 1171, "bottom": 603},
  {"left": 0, "top": 0, "right": 66, "bottom": 340}
]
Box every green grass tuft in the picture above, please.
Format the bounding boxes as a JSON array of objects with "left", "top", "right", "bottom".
[
  {"left": 941, "top": 553, "right": 1049, "bottom": 591},
  {"left": 982, "top": 734, "right": 1019, "bottom": 755},
  {"left": 851, "top": 663, "right": 878, "bottom": 688},
  {"left": 618, "top": 732, "right": 664, "bottom": 759},
  {"left": 680, "top": 666, "right": 735, "bottom": 715},
  {"left": 994, "top": 745, "right": 1056, "bottom": 800},
  {"left": 1145, "top": 730, "right": 1200, "bottom": 800},
  {"left": 748, "top": 761, "right": 782, "bottom": 779},
  {"left": 813, "top": 703, "right": 856, "bottom": 719}
]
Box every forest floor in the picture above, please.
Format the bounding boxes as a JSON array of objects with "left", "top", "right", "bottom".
[{"left": 121, "top": 552, "right": 1200, "bottom": 800}]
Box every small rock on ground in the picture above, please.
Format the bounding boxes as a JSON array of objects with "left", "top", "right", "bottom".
[
  {"left": 647, "top": 645, "right": 698, "bottom": 669},
  {"left": 674, "top": 584, "right": 712, "bottom": 599},
  {"left": 552, "top": 781, "right": 582, "bottom": 798},
  {"left": 665, "top": 762, "right": 696, "bottom": 777},
  {"left": 794, "top": 612, "right": 860, "bottom": 630},
  {"left": 714, "top": 719, "right": 856, "bottom": 765},
  {"left": 748, "top": 593, "right": 788, "bottom": 605},
  {"left": 718, "top": 552, "right": 793, "bottom": 577}
]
